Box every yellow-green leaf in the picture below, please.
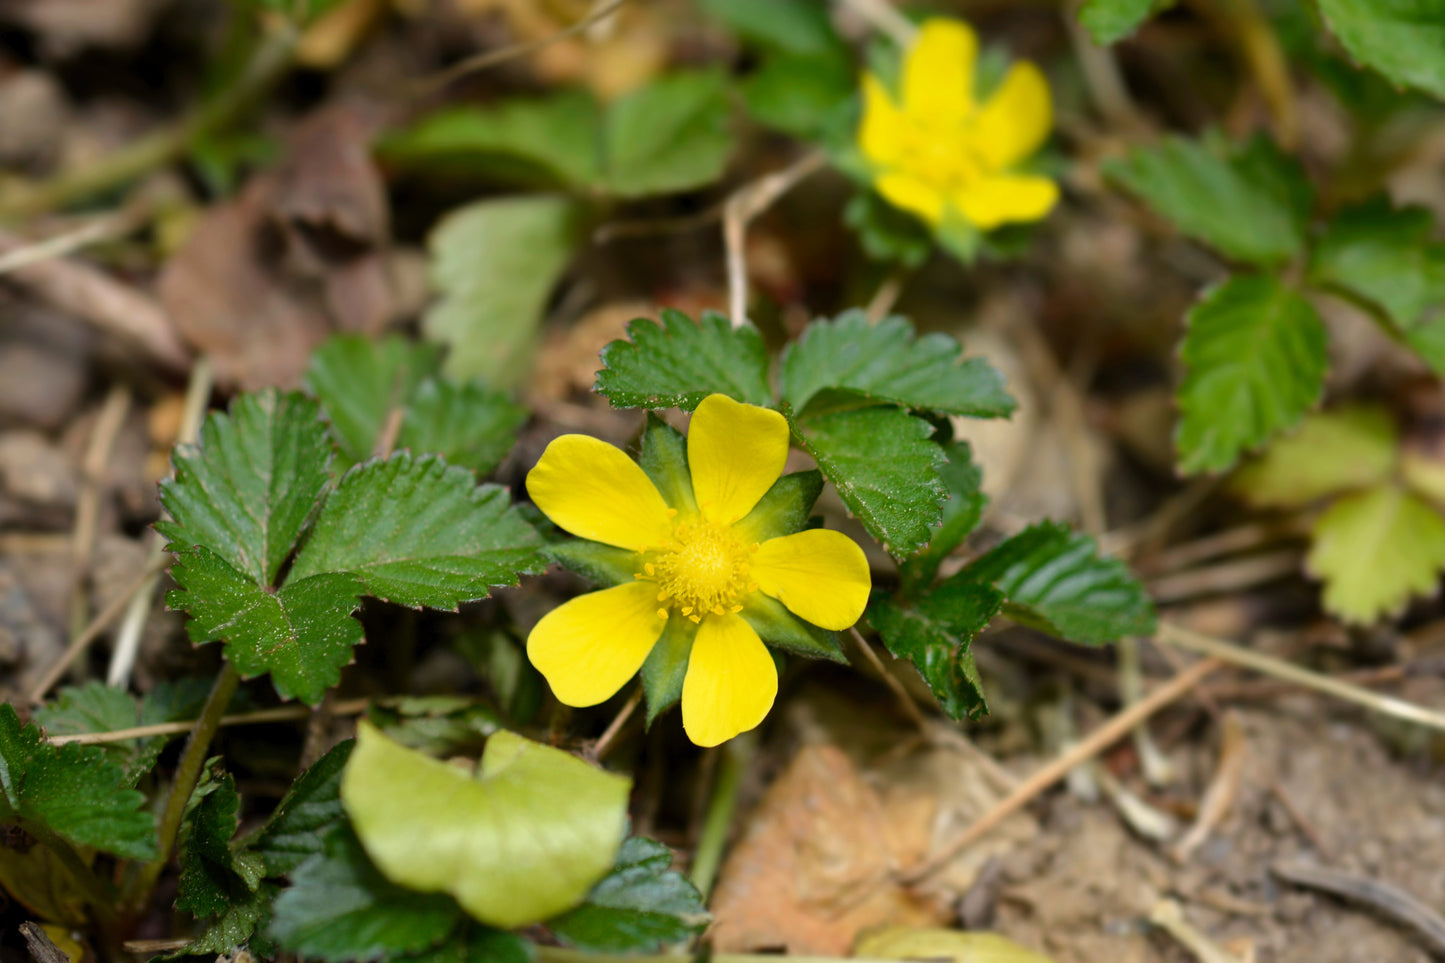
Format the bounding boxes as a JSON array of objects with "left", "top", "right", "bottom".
[
  {"left": 1403, "top": 450, "right": 1445, "bottom": 507},
  {"left": 856, "top": 925, "right": 1057, "bottom": 963},
  {"left": 1231, "top": 406, "right": 1398, "bottom": 509},
  {"left": 341, "top": 724, "right": 630, "bottom": 929},
  {"left": 1307, "top": 484, "right": 1445, "bottom": 624}
]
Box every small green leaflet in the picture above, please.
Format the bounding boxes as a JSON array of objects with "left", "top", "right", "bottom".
[
  {"left": 870, "top": 578, "right": 1004, "bottom": 721},
  {"left": 174, "top": 884, "right": 277, "bottom": 958},
  {"left": 35, "top": 679, "right": 210, "bottom": 787},
  {"left": 596, "top": 309, "right": 774, "bottom": 410},
  {"left": 1174, "top": 275, "right": 1329, "bottom": 474},
  {"left": 0, "top": 704, "right": 157, "bottom": 860},
  {"left": 605, "top": 69, "right": 734, "bottom": 198},
  {"left": 177, "top": 764, "right": 264, "bottom": 919},
  {"left": 1317, "top": 0, "right": 1445, "bottom": 100},
  {"left": 1104, "top": 133, "right": 1313, "bottom": 266},
  {"left": 1079, "top": 0, "right": 1167, "bottom": 44},
  {"left": 961, "top": 521, "right": 1156, "bottom": 645},
  {"left": 1231, "top": 406, "right": 1397, "bottom": 509},
  {"left": 779, "top": 311, "right": 1015, "bottom": 418},
  {"left": 548, "top": 836, "right": 708, "bottom": 952},
  {"left": 251, "top": 740, "right": 354, "bottom": 877},
  {"left": 693, "top": 0, "right": 838, "bottom": 53},
  {"left": 900, "top": 442, "right": 988, "bottom": 593}
]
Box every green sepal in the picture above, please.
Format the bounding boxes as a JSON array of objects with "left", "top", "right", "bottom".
[
  {"left": 548, "top": 540, "right": 639, "bottom": 588},
  {"left": 640, "top": 618, "right": 697, "bottom": 726},
  {"left": 638, "top": 414, "right": 697, "bottom": 515},
  {"left": 732, "top": 471, "right": 824, "bottom": 544},
  {"left": 740, "top": 592, "right": 845, "bottom": 663}
]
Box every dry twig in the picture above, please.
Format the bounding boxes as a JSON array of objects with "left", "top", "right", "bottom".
[{"left": 1272, "top": 862, "right": 1445, "bottom": 959}]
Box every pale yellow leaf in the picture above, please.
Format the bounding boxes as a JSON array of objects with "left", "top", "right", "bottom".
[
  {"left": 1307, "top": 484, "right": 1445, "bottom": 623},
  {"left": 856, "top": 925, "right": 1057, "bottom": 963},
  {"left": 1231, "top": 406, "right": 1397, "bottom": 509}
]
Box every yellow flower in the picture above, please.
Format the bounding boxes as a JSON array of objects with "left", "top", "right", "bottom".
[
  {"left": 525, "top": 394, "right": 871, "bottom": 747},
  {"left": 859, "top": 18, "right": 1058, "bottom": 231}
]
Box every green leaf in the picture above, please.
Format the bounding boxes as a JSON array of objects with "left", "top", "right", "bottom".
[
  {"left": 0, "top": 704, "right": 157, "bottom": 859},
  {"left": 693, "top": 0, "right": 838, "bottom": 53},
  {"left": 1175, "top": 274, "right": 1329, "bottom": 474},
  {"left": 402, "top": 925, "right": 533, "bottom": 963},
  {"left": 289, "top": 453, "right": 545, "bottom": 609},
  {"left": 177, "top": 764, "right": 264, "bottom": 919},
  {"left": 401, "top": 379, "right": 527, "bottom": 476},
  {"left": 363, "top": 697, "right": 503, "bottom": 757},
  {"left": 1231, "top": 406, "right": 1398, "bottom": 508},
  {"left": 1308, "top": 483, "right": 1445, "bottom": 623},
  {"left": 341, "top": 725, "right": 631, "bottom": 929},
  {"left": 596, "top": 309, "right": 775, "bottom": 410},
  {"left": 870, "top": 578, "right": 1004, "bottom": 721},
  {"left": 174, "top": 883, "right": 277, "bottom": 957},
  {"left": 269, "top": 827, "right": 463, "bottom": 963},
  {"left": 844, "top": 190, "right": 934, "bottom": 269},
  {"left": 35, "top": 681, "right": 207, "bottom": 787},
  {"left": 304, "top": 335, "right": 442, "bottom": 467},
  {"left": 900, "top": 441, "right": 988, "bottom": 593},
  {"left": 548, "top": 837, "right": 708, "bottom": 952},
  {"left": 1317, "top": 0, "right": 1445, "bottom": 100},
  {"left": 640, "top": 619, "right": 696, "bottom": 726},
  {"left": 794, "top": 406, "right": 945, "bottom": 557},
  {"left": 423, "top": 195, "right": 580, "bottom": 389},
  {"left": 1079, "top": 0, "right": 1166, "bottom": 44},
  {"left": 1105, "top": 133, "right": 1313, "bottom": 265},
  {"left": 252, "top": 740, "right": 354, "bottom": 877},
  {"left": 604, "top": 69, "right": 734, "bottom": 197},
  {"left": 780, "top": 312, "right": 1015, "bottom": 418},
  {"left": 961, "top": 521, "right": 1157, "bottom": 645},
  {"left": 157, "top": 390, "right": 333, "bottom": 586},
  {"left": 743, "top": 50, "right": 855, "bottom": 138}
]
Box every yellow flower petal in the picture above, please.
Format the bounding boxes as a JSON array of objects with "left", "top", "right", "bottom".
[
  {"left": 681, "top": 613, "right": 777, "bottom": 747},
  {"left": 688, "top": 394, "right": 790, "bottom": 526},
  {"left": 860, "top": 73, "right": 907, "bottom": 167},
  {"left": 952, "top": 173, "right": 1059, "bottom": 230},
  {"left": 876, "top": 172, "right": 947, "bottom": 226},
  {"left": 528, "top": 434, "right": 674, "bottom": 550},
  {"left": 974, "top": 61, "right": 1053, "bottom": 170},
  {"left": 527, "top": 581, "right": 663, "bottom": 707},
  {"left": 902, "top": 19, "right": 978, "bottom": 130},
  {"left": 752, "top": 529, "right": 870, "bottom": 631}
]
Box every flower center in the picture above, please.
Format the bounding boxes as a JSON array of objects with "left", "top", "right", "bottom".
[
  {"left": 899, "top": 118, "right": 987, "bottom": 189},
  {"left": 640, "top": 519, "right": 758, "bottom": 622}
]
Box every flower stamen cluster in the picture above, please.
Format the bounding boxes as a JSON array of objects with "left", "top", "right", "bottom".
[{"left": 640, "top": 518, "right": 759, "bottom": 621}]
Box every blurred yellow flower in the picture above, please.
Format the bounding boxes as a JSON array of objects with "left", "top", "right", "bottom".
[
  {"left": 525, "top": 394, "right": 870, "bottom": 747},
  {"left": 859, "top": 18, "right": 1058, "bottom": 231}
]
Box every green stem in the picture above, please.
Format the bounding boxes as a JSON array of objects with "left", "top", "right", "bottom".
[
  {"left": 26, "top": 824, "right": 116, "bottom": 920},
  {"left": 124, "top": 661, "right": 240, "bottom": 909},
  {"left": 688, "top": 732, "right": 754, "bottom": 900}
]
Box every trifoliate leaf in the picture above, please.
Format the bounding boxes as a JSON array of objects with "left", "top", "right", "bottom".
[
  {"left": 304, "top": 335, "right": 442, "bottom": 466},
  {"left": 1307, "top": 483, "right": 1445, "bottom": 623},
  {"left": 424, "top": 195, "right": 580, "bottom": 389},
  {"left": 1317, "top": 0, "right": 1445, "bottom": 100},
  {"left": 401, "top": 379, "right": 526, "bottom": 476},
  {"left": 794, "top": 406, "right": 946, "bottom": 557},
  {"left": 177, "top": 764, "right": 264, "bottom": 919},
  {"left": 900, "top": 441, "right": 988, "bottom": 594},
  {"left": 603, "top": 69, "right": 734, "bottom": 197},
  {"left": 870, "top": 577, "right": 1004, "bottom": 721},
  {"left": 341, "top": 724, "right": 630, "bottom": 929},
  {"left": 962, "top": 522, "right": 1157, "bottom": 645},
  {"left": 1105, "top": 133, "right": 1313, "bottom": 266},
  {"left": 0, "top": 704, "right": 157, "bottom": 859},
  {"left": 1079, "top": 0, "right": 1166, "bottom": 44},
  {"left": 288, "top": 453, "right": 545, "bottom": 610},
  {"left": 548, "top": 836, "right": 708, "bottom": 952},
  {"left": 251, "top": 740, "right": 354, "bottom": 877},
  {"left": 1231, "top": 406, "right": 1398, "bottom": 509},
  {"left": 1175, "top": 274, "right": 1329, "bottom": 474},
  {"left": 596, "top": 309, "right": 774, "bottom": 410},
  {"left": 779, "top": 312, "right": 1015, "bottom": 418},
  {"left": 158, "top": 390, "right": 333, "bottom": 586},
  {"left": 269, "top": 827, "right": 464, "bottom": 963}
]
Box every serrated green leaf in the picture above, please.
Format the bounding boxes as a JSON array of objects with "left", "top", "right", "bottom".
[
  {"left": 795, "top": 406, "right": 945, "bottom": 557},
  {"left": 36, "top": 682, "right": 167, "bottom": 787},
  {"left": 870, "top": 578, "right": 1003, "bottom": 721},
  {"left": 424, "top": 195, "right": 580, "bottom": 388},
  {"left": 289, "top": 453, "right": 545, "bottom": 609},
  {"left": 1317, "top": 0, "right": 1445, "bottom": 100},
  {"left": 158, "top": 390, "right": 333, "bottom": 586},
  {"left": 270, "top": 827, "right": 463, "bottom": 963},
  {"left": 177, "top": 764, "right": 263, "bottom": 918},
  {"left": 401, "top": 380, "right": 526, "bottom": 476},
  {"left": 305, "top": 335, "right": 442, "bottom": 467},
  {"left": 172, "top": 882, "right": 278, "bottom": 958},
  {"left": 252, "top": 740, "right": 354, "bottom": 877},
  {"left": 595, "top": 309, "right": 775, "bottom": 410},
  {"left": 364, "top": 697, "right": 503, "bottom": 757},
  {"left": 1231, "top": 406, "right": 1398, "bottom": 508},
  {"left": 402, "top": 925, "right": 533, "bottom": 963},
  {"left": 743, "top": 50, "right": 855, "bottom": 138},
  {"left": 603, "top": 69, "right": 734, "bottom": 197},
  {"left": 342, "top": 725, "right": 630, "bottom": 929},
  {"left": 548, "top": 836, "right": 708, "bottom": 952},
  {"left": 962, "top": 521, "right": 1156, "bottom": 645},
  {"left": 0, "top": 704, "right": 157, "bottom": 860},
  {"left": 900, "top": 441, "right": 988, "bottom": 594},
  {"left": 1308, "top": 483, "right": 1445, "bottom": 623},
  {"left": 1079, "top": 0, "right": 1166, "bottom": 44},
  {"left": 1175, "top": 274, "right": 1329, "bottom": 474},
  {"left": 780, "top": 312, "right": 1015, "bottom": 418},
  {"left": 694, "top": 0, "right": 837, "bottom": 53},
  {"left": 1105, "top": 133, "right": 1312, "bottom": 265},
  {"left": 640, "top": 618, "right": 696, "bottom": 726}
]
